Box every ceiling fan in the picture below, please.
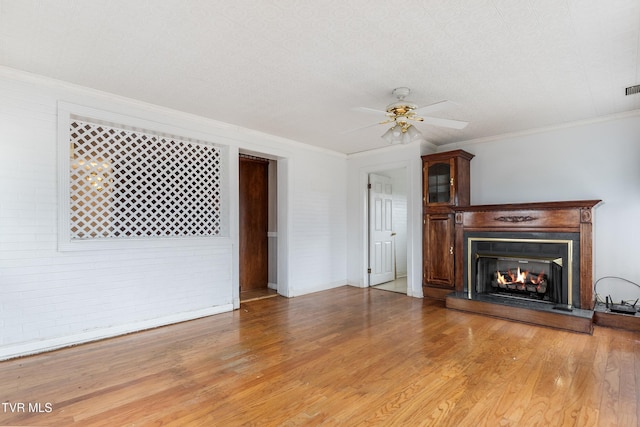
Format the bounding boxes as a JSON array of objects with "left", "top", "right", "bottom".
[{"left": 352, "top": 87, "right": 468, "bottom": 144}]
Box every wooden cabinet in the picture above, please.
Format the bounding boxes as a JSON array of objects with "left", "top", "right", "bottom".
[
  {"left": 423, "top": 150, "right": 473, "bottom": 207},
  {"left": 423, "top": 213, "right": 455, "bottom": 287},
  {"left": 422, "top": 150, "right": 474, "bottom": 299}
]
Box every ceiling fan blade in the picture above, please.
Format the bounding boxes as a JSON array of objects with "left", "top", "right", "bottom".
[
  {"left": 341, "top": 121, "right": 390, "bottom": 134},
  {"left": 353, "top": 106, "right": 388, "bottom": 115},
  {"left": 413, "top": 100, "right": 454, "bottom": 115},
  {"left": 420, "top": 116, "right": 469, "bottom": 129}
]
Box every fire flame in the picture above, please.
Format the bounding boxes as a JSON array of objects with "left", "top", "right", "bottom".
[{"left": 496, "top": 268, "right": 545, "bottom": 285}]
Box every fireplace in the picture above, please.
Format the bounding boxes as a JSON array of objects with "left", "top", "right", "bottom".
[
  {"left": 446, "top": 200, "right": 601, "bottom": 334},
  {"left": 465, "top": 233, "right": 579, "bottom": 310}
]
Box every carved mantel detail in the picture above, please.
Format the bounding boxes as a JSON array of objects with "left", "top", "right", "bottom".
[{"left": 494, "top": 215, "right": 537, "bottom": 223}]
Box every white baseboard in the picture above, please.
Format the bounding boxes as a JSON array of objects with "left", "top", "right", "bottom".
[
  {"left": 346, "top": 281, "right": 367, "bottom": 288},
  {"left": 290, "top": 280, "right": 346, "bottom": 297},
  {"left": 0, "top": 304, "right": 234, "bottom": 361}
]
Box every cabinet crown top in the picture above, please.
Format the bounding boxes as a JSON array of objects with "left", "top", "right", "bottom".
[{"left": 421, "top": 149, "right": 475, "bottom": 161}]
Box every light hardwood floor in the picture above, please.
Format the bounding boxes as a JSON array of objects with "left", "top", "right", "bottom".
[
  {"left": 1, "top": 286, "right": 638, "bottom": 426},
  {"left": 372, "top": 277, "right": 407, "bottom": 294}
]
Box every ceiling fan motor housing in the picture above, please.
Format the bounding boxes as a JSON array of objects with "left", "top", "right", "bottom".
[
  {"left": 386, "top": 87, "right": 418, "bottom": 119},
  {"left": 386, "top": 103, "right": 417, "bottom": 116}
]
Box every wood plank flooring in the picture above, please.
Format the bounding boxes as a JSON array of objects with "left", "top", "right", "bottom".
[
  {"left": 0, "top": 286, "right": 638, "bottom": 426},
  {"left": 240, "top": 287, "right": 278, "bottom": 303}
]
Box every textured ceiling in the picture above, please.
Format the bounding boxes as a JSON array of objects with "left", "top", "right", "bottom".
[{"left": 1, "top": 0, "right": 639, "bottom": 154}]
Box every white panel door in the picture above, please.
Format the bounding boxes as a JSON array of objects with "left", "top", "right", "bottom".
[{"left": 369, "top": 174, "right": 395, "bottom": 285}]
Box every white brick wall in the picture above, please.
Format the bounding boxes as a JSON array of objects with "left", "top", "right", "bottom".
[
  {"left": 289, "top": 154, "right": 348, "bottom": 296},
  {"left": 0, "top": 77, "right": 235, "bottom": 355},
  {"left": 0, "top": 68, "right": 349, "bottom": 359}
]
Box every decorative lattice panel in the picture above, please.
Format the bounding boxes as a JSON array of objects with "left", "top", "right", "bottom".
[{"left": 69, "top": 120, "right": 223, "bottom": 239}]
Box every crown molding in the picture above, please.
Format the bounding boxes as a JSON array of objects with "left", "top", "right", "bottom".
[
  {"left": 439, "top": 109, "right": 640, "bottom": 150},
  {"left": 0, "top": 66, "right": 347, "bottom": 159}
]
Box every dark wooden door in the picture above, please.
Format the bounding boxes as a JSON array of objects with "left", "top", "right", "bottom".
[{"left": 239, "top": 156, "right": 269, "bottom": 292}]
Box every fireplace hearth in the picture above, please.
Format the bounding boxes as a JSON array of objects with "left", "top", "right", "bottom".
[{"left": 445, "top": 200, "right": 601, "bottom": 334}]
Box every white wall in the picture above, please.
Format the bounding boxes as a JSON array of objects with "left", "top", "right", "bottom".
[
  {"left": 443, "top": 113, "right": 640, "bottom": 303},
  {"left": 346, "top": 144, "right": 423, "bottom": 297},
  {"left": 0, "top": 68, "right": 347, "bottom": 359},
  {"left": 288, "top": 153, "right": 348, "bottom": 296}
]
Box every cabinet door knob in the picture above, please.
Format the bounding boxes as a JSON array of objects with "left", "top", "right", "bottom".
[{"left": 449, "top": 246, "right": 454, "bottom": 255}]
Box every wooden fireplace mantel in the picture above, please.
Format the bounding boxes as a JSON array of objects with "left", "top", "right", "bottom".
[{"left": 453, "top": 200, "right": 602, "bottom": 310}]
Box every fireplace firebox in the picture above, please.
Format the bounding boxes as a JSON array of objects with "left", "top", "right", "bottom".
[
  {"left": 479, "top": 256, "right": 559, "bottom": 301},
  {"left": 445, "top": 200, "right": 601, "bottom": 334},
  {"left": 466, "top": 234, "right": 578, "bottom": 310}
]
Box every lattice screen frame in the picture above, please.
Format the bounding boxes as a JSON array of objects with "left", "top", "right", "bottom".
[{"left": 57, "top": 103, "right": 230, "bottom": 251}]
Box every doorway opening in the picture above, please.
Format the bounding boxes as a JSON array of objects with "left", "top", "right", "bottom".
[
  {"left": 368, "top": 168, "right": 409, "bottom": 295},
  {"left": 239, "top": 153, "right": 278, "bottom": 302}
]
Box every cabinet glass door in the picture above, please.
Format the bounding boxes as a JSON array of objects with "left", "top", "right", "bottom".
[{"left": 427, "top": 162, "right": 451, "bottom": 204}]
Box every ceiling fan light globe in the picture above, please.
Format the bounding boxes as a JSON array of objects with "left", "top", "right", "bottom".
[
  {"left": 405, "top": 124, "right": 421, "bottom": 137},
  {"left": 381, "top": 125, "right": 403, "bottom": 144},
  {"left": 381, "top": 127, "right": 395, "bottom": 144},
  {"left": 403, "top": 124, "right": 425, "bottom": 144}
]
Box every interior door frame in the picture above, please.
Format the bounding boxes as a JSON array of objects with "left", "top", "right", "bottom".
[
  {"left": 361, "top": 161, "right": 412, "bottom": 295},
  {"left": 233, "top": 148, "right": 291, "bottom": 309},
  {"left": 239, "top": 155, "right": 269, "bottom": 292}
]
